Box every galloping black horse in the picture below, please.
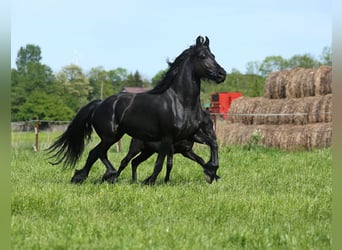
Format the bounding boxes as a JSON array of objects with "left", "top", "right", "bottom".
[
  {"left": 48, "top": 36, "right": 226, "bottom": 184},
  {"left": 115, "top": 109, "right": 219, "bottom": 183}
]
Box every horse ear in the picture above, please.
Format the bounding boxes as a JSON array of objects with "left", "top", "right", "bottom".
[
  {"left": 196, "top": 36, "right": 204, "bottom": 47},
  {"left": 204, "top": 36, "right": 210, "bottom": 47}
]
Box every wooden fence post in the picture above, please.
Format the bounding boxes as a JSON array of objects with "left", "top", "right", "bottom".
[{"left": 34, "top": 117, "right": 39, "bottom": 152}]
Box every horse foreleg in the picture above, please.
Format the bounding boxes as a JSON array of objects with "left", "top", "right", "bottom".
[
  {"left": 143, "top": 139, "right": 171, "bottom": 185},
  {"left": 131, "top": 151, "right": 154, "bottom": 182},
  {"left": 181, "top": 150, "right": 216, "bottom": 183},
  {"left": 115, "top": 138, "right": 145, "bottom": 182},
  {"left": 181, "top": 150, "right": 206, "bottom": 168},
  {"left": 164, "top": 152, "right": 174, "bottom": 183},
  {"left": 209, "top": 141, "right": 219, "bottom": 169},
  {"left": 115, "top": 151, "right": 139, "bottom": 182}
]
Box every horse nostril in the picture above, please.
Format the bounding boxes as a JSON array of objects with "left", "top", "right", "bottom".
[
  {"left": 220, "top": 69, "right": 226, "bottom": 77},
  {"left": 217, "top": 69, "right": 226, "bottom": 81}
]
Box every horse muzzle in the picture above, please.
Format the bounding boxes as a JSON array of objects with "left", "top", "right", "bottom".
[{"left": 215, "top": 68, "right": 227, "bottom": 83}]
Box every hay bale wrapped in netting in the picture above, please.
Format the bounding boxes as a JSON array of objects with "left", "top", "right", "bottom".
[
  {"left": 227, "top": 96, "right": 263, "bottom": 124},
  {"left": 307, "top": 93, "right": 332, "bottom": 123},
  {"left": 264, "top": 66, "right": 332, "bottom": 99},
  {"left": 228, "top": 94, "right": 332, "bottom": 125},
  {"left": 215, "top": 121, "right": 332, "bottom": 150},
  {"left": 264, "top": 69, "right": 293, "bottom": 99}
]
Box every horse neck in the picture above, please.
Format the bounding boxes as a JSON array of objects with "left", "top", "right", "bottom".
[{"left": 169, "top": 61, "right": 201, "bottom": 109}]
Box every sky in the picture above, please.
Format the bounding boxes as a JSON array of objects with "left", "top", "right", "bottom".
[{"left": 11, "top": 0, "right": 331, "bottom": 80}]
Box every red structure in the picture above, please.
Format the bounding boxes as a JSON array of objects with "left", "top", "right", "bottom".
[{"left": 210, "top": 92, "right": 242, "bottom": 119}]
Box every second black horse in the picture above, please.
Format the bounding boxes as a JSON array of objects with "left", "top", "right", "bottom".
[{"left": 115, "top": 110, "right": 219, "bottom": 183}]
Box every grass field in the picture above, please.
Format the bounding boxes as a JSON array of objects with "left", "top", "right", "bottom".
[{"left": 11, "top": 131, "right": 332, "bottom": 249}]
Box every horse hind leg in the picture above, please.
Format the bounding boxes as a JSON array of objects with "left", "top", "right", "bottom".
[
  {"left": 100, "top": 153, "right": 117, "bottom": 183},
  {"left": 100, "top": 136, "right": 124, "bottom": 183},
  {"left": 71, "top": 142, "right": 104, "bottom": 184},
  {"left": 70, "top": 137, "right": 118, "bottom": 184},
  {"left": 164, "top": 153, "right": 173, "bottom": 183}
]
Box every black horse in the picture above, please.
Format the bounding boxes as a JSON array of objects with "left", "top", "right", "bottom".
[
  {"left": 115, "top": 110, "right": 219, "bottom": 183},
  {"left": 48, "top": 36, "right": 226, "bottom": 184}
]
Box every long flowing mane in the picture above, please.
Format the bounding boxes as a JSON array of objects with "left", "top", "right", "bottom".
[{"left": 148, "top": 46, "right": 195, "bottom": 94}]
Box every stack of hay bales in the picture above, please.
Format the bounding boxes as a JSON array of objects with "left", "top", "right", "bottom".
[{"left": 216, "top": 66, "right": 332, "bottom": 150}]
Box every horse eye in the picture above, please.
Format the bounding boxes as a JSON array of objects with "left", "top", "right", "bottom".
[{"left": 199, "top": 52, "right": 207, "bottom": 59}]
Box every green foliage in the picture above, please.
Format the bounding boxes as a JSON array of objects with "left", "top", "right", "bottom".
[
  {"left": 244, "top": 129, "right": 263, "bottom": 150},
  {"left": 151, "top": 69, "right": 167, "bottom": 87},
  {"left": 259, "top": 56, "right": 288, "bottom": 77},
  {"left": 11, "top": 132, "right": 332, "bottom": 249},
  {"left": 287, "top": 53, "right": 320, "bottom": 69},
  {"left": 15, "top": 91, "right": 74, "bottom": 121},
  {"left": 245, "top": 46, "right": 331, "bottom": 76},
  {"left": 15, "top": 44, "right": 42, "bottom": 72},
  {"left": 55, "top": 64, "right": 93, "bottom": 112},
  {"left": 11, "top": 44, "right": 59, "bottom": 121},
  {"left": 87, "top": 66, "right": 107, "bottom": 100},
  {"left": 319, "top": 46, "right": 332, "bottom": 66}
]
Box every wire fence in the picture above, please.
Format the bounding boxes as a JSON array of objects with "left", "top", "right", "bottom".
[
  {"left": 11, "top": 111, "right": 333, "bottom": 133},
  {"left": 227, "top": 112, "right": 332, "bottom": 117}
]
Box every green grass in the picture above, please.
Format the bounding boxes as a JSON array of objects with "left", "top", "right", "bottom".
[{"left": 11, "top": 131, "right": 332, "bottom": 249}]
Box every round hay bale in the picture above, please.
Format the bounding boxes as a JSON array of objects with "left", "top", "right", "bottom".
[
  {"left": 228, "top": 95, "right": 332, "bottom": 125},
  {"left": 314, "top": 65, "right": 332, "bottom": 96},
  {"left": 264, "top": 70, "right": 289, "bottom": 99},
  {"left": 264, "top": 66, "right": 332, "bottom": 99},
  {"left": 227, "top": 96, "right": 263, "bottom": 124},
  {"left": 215, "top": 121, "right": 332, "bottom": 150},
  {"left": 307, "top": 94, "right": 332, "bottom": 123}
]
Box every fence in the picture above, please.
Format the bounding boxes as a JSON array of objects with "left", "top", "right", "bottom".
[{"left": 11, "top": 119, "right": 123, "bottom": 152}]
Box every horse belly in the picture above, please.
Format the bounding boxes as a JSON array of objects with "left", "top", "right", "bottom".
[{"left": 120, "top": 111, "right": 162, "bottom": 141}]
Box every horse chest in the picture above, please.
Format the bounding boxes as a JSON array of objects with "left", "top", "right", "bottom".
[{"left": 173, "top": 109, "right": 201, "bottom": 138}]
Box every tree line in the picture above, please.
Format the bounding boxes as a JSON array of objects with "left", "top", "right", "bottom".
[{"left": 11, "top": 44, "right": 331, "bottom": 122}]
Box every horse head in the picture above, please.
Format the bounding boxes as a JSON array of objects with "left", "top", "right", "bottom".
[{"left": 192, "top": 36, "right": 227, "bottom": 83}]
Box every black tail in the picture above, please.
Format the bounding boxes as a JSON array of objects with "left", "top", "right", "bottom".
[{"left": 47, "top": 100, "right": 102, "bottom": 168}]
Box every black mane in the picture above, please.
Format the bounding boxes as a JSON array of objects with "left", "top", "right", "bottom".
[{"left": 148, "top": 46, "right": 196, "bottom": 94}]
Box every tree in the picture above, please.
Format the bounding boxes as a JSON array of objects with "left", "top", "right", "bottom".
[
  {"left": 107, "top": 67, "right": 129, "bottom": 93},
  {"left": 15, "top": 44, "right": 42, "bottom": 72},
  {"left": 123, "top": 70, "right": 149, "bottom": 87},
  {"left": 11, "top": 44, "right": 58, "bottom": 121},
  {"left": 245, "top": 61, "right": 261, "bottom": 75},
  {"left": 287, "top": 53, "right": 319, "bottom": 69},
  {"left": 16, "top": 91, "right": 74, "bottom": 121},
  {"left": 151, "top": 69, "right": 167, "bottom": 87},
  {"left": 320, "top": 46, "right": 332, "bottom": 66},
  {"left": 87, "top": 66, "right": 109, "bottom": 100},
  {"left": 259, "top": 56, "right": 287, "bottom": 77},
  {"left": 56, "top": 64, "right": 93, "bottom": 112}
]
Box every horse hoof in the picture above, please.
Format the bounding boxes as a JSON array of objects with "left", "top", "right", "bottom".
[
  {"left": 70, "top": 169, "right": 87, "bottom": 184},
  {"left": 102, "top": 172, "right": 118, "bottom": 184},
  {"left": 70, "top": 175, "right": 85, "bottom": 184},
  {"left": 205, "top": 174, "right": 214, "bottom": 184},
  {"left": 143, "top": 177, "right": 155, "bottom": 185}
]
